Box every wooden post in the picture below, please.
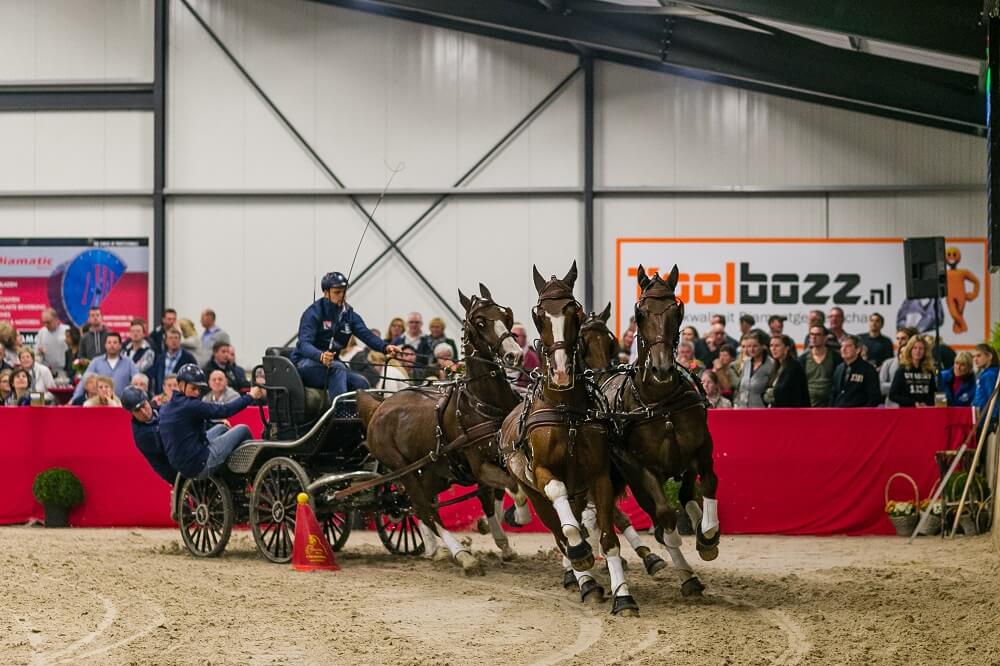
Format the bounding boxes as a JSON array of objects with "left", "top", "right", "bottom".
[{"left": 951, "top": 381, "right": 1000, "bottom": 537}]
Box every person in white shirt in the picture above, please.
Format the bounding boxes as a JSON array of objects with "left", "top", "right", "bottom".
[
  {"left": 35, "top": 308, "right": 68, "bottom": 377},
  {"left": 18, "top": 347, "right": 55, "bottom": 399}
]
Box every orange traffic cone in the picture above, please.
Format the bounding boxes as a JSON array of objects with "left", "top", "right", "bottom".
[{"left": 291, "top": 492, "right": 340, "bottom": 572}]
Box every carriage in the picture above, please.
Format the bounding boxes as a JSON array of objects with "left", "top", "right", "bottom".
[{"left": 172, "top": 350, "right": 425, "bottom": 561}]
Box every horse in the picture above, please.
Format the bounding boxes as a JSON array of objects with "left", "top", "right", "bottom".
[
  {"left": 602, "top": 264, "right": 719, "bottom": 597},
  {"left": 357, "top": 285, "right": 524, "bottom": 575},
  {"left": 499, "top": 262, "right": 639, "bottom": 617}
]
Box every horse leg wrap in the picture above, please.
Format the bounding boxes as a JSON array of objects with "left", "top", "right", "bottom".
[
  {"left": 605, "top": 548, "right": 631, "bottom": 599},
  {"left": 662, "top": 527, "right": 695, "bottom": 579},
  {"left": 418, "top": 522, "right": 439, "bottom": 558},
  {"left": 700, "top": 497, "right": 719, "bottom": 539},
  {"left": 439, "top": 527, "right": 469, "bottom": 558},
  {"left": 582, "top": 502, "right": 600, "bottom": 555},
  {"left": 622, "top": 526, "right": 645, "bottom": 552},
  {"left": 685, "top": 499, "right": 703, "bottom": 530},
  {"left": 544, "top": 481, "right": 582, "bottom": 547}
]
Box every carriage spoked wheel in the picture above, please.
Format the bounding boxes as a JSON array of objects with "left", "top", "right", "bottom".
[
  {"left": 250, "top": 457, "right": 310, "bottom": 563},
  {"left": 178, "top": 475, "right": 234, "bottom": 558},
  {"left": 374, "top": 483, "right": 425, "bottom": 556},
  {"left": 322, "top": 510, "right": 355, "bottom": 552}
]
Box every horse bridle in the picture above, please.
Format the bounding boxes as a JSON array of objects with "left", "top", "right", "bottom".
[
  {"left": 532, "top": 299, "right": 585, "bottom": 391},
  {"left": 634, "top": 295, "right": 683, "bottom": 371},
  {"left": 579, "top": 317, "right": 618, "bottom": 371},
  {"left": 461, "top": 298, "right": 516, "bottom": 368}
]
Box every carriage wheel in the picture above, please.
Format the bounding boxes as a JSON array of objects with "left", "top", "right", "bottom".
[
  {"left": 322, "top": 510, "right": 354, "bottom": 552},
  {"left": 178, "top": 476, "right": 233, "bottom": 558},
  {"left": 250, "top": 457, "right": 311, "bottom": 563},
  {"left": 374, "top": 483, "right": 425, "bottom": 556}
]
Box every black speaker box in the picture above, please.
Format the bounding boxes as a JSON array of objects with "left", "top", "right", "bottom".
[{"left": 903, "top": 237, "right": 945, "bottom": 299}]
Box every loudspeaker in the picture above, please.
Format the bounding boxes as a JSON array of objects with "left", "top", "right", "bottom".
[{"left": 903, "top": 237, "right": 945, "bottom": 299}]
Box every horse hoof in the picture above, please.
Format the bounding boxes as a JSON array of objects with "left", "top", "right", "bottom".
[
  {"left": 643, "top": 553, "right": 667, "bottom": 577},
  {"left": 566, "top": 541, "right": 593, "bottom": 572},
  {"left": 698, "top": 546, "right": 719, "bottom": 562},
  {"left": 611, "top": 595, "right": 640, "bottom": 617},
  {"left": 562, "top": 569, "right": 577, "bottom": 590},
  {"left": 681, "top": 576, "right": 705, "bottom": 597},
  {"left": 570, "top": 553, "right": 595, "bottom": 572},
  {"left": 475, "top": 517, "right": 490, "bottom": 535},
  {"left": 500, "top": 545, "right": 517, "bottom": 562},
  {"left": 580, "top": 579, "right": 605, "bottom": 604},
  {"left": 456, "top": 551, "right": 485, "bottom": 576},
  {"left": 503, "top": 505, "right": 525, "bottom": 528}
]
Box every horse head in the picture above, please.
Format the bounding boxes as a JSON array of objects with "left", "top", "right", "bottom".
[
  {"left": 634, "top": 264, "right": 684, "bottom": 384},
  {"left": 531, "top": 261, "right": 584, "bottom": 389},
  {"left": 580, "top": 302, "right": 619, "bottom": 373},
  {"left": 458, "top": 284, "right": 522, "bottom": 368}
]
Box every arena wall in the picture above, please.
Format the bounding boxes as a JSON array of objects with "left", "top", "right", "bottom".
[{"left": 0, "top": 0, "right": 988, "bottom": 358}]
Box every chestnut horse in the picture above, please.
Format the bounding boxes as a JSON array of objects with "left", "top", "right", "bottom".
[
  {"left": 358, "top": 285, "right": 523, "bottom": 575},
  {"left": 603, "top": 265, "right": 719, "bottom": 597},
  {"left": 500, "top": 263, "right": 639, "bottom": 616}
]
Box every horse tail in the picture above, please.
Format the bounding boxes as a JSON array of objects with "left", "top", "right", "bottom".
[{"left": 355, "top": 390, "right": 383, "bottom": 435}]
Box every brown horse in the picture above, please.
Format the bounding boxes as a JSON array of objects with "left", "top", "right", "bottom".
[
  {"left": 603, "top": 265, "right": 719, "bottom": 597},
  {"left": 358, "top": 285, "right": 524, "bottom": 575},
  {"left": 500, "top": 263, "right": 639, "bottom": 616}
]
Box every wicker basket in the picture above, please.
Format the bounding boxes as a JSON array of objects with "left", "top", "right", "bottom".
[
  {"left": 919, "top": 512, "right": 942, "bottom": 536},
  {"left": 885, "top": 472, "right": 920, "bottom": 537}
]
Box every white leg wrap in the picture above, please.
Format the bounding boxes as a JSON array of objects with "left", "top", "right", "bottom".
[
  {"left": 562, "top": 555, "right": 572, "bottom": 570},
  {"left": 605, "top": 547, "right": 630, "bottom": 597},
  {"left": 582, "top": 502, "right": 600, "bottom": 555},
  {"left": 661, "top": 527, "right": 694, "bottom": 578},
  {"left": 622, "top": 526, "right": 645, "bottom": 552},
  {"left": 544, "top": 480, "right": 582, "bottom": 546},
  {"left": 574, "top": 568, "right": 596, "bottom": 584},
  {"left": 514, "top": 501, "right": 532, "bottom": 525},
  {"left": 486, "top": 512, "right": 508, "bottom": 547},
  {"left": 438, "top": 527, "right": 467, "bottom": 557},
  {"left": 702, "top": 497, "right": 719, "bottom": 538},
  {"left": 418, "top": 522, "right": 439, "bottom": 558},
  {"left": 685, "top": 499, "right": 702, "bottom": 527}
]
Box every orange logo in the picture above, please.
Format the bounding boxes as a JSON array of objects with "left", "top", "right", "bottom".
[
  {"left": 304, "top": 534, "right": 327, "bottom": 563},
  {"left": 628, "top": 264, "right": 736, "bottom": 304}
]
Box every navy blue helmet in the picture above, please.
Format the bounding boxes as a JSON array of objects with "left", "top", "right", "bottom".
[
  {"left": 321, "top": 271, "right": 349, "bottom": 291},
  {"left": 177, "top": 363, "right": 208, "bottom": 388},
  {"left": 121, "top": 385, "right": 149, "bottom": 412}
]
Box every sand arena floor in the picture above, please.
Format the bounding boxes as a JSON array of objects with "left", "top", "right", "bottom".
[{"left": 1, "top": 526, "right": 998, "bottom": 665}]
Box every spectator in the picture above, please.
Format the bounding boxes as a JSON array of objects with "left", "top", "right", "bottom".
[
  {"left": 827, "top": 307, "right": 848, "bottom": 345},
  {"left": 620, "top": 328, "right": 635, "bottom": 361},
  {"left": 339, "top": 336, "right": 365, "bottom": 363},
  {"left": 399, "top": 344, "right": 423, "bottom": 382},
  {"left": 152, "top": 328, "right": 197, "bottom": 395},
  {"left": 203, "top": 369, "right": 240, "bottom": 404},
  {"left": 709, "top": 314, "right": 740, "bottom": 348},
  {"left": 203, "top": 342, "right": 249, "bottom": 391},
  {"left": 511, "top": 323, "right": 541, "bottom": 388},
  {"left": 0, "top": 342, "right": 11, "bottom": 372},
  {"left": 18, "top": 348, "right": 55, "bottom": 398},
  {"left": 178, "top": 318, "right": 201, "bottom": 356},
  {"left": 147, "top": 308, "right": 177, "bottom": 355},
  {"left": 123, "top": 319, "right": 155, "bottom": 374},
  {"left": 71, "top": 332, "right": 138, "bottom": 401},
  {"left": 370, "top": 351, "right": 409, "bottom": 392},
  {"left": 680, "top": 326, "right": 699, "bottom": 348},
  {"left": 880, "top": 327, "right": 918, "bottom": 407},
  {"left": 738, "top": 314, "right": 756, "bottom": 339},
  {"left": 676, "top": 341, "right": 703, "bottom": 372},
  {"left": 765, "top": 335, "right": 810, "bottom": 408},
  {"left": 694, "top": 323, "right": 727, "bottom": 367},
  {"left": 890, "top": 336, "right": 936, "bottom": 407},
  {"left": 427, "top": 342, "right": 460, "bottom": 380},
  {"left": 84, "top": 375, "right": 122, "bottom": 407},
  {"left": 131, "top": 372, "right": 151, "bottom": 397},
  {"left": 938, "top": 351, "right": 976, "bottom": 407},
  {"left": 831, "top": 335, "right": 881, "bottom": 407},
  {"left": 972, "top": 343, "right": 999, "bottom": 428},
  {"left": 425, "top": 317, "right": 458, "bottom": 361},
  {"left": 35, "top": 307, "right": 68, "bottom": 377},
  {"left": 64, "top": 327, "right": 81, "bottom": 377},
  {"left": 0, "top": 368, "right": 12, "bottom": 403},
  {"left": 931, "top": 336, "right": 957, "bottom": 369},
  {"left": 767, "top": 315, "right": 786, "bottom": 337},
  {"left": 77, "top": 307, "right": 110, "bottom": 360},
  {"left": 70, "top": 374, "right": 99, "bottom": 406},
  {"left": 196, "top": 309, "right": 230, "bottom": 366},
  {"left": 0, "top": 321, "right": 20, "bottom": 367},
  {"left": 859, "top": 312, "right": 893, "bottom": 368},
  {"left": 700, "top": 369, "right": 732, "bottom": 409},
  {"left": 799, "top": 325, "right": 842, "bottom": 407},
  {"left": 384, "top": 317, "right": 405, "bottom": 344},
  {"left": 711, "top": 344, "right": 739, "bottom": 399},
  {"left": 5, "top": 368, "right": 32, "bottom": 406},
  {"left": 153, "top": 373, "right": 179, "bottom": 409},
  {"left": 734, "top": 334, "right": 774, "bottom": 408},
  {"left": 393, "top": 312, "right": 432, "bottom": 367}
]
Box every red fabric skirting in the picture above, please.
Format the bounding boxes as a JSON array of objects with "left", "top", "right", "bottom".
[{"left": 0, "top": 406, "right": 971, "bottom": 535}]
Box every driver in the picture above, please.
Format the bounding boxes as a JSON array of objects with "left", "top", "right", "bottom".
[
  {"left": 158, "top": 364, "right": 266, "bottom": 480},
  {"left": 292, "top": 271, "right": 400, "bottom": 398}
]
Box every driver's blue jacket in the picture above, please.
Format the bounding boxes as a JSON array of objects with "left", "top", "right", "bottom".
[
  {"left": 158, "top": 392, "right": 255, "bottom": 478},
  {"left": 130, "top": 412, "right": 177, "bottom": 484},
  {"left": 290, "top": 298, "right": 386, "bottom": 364}
]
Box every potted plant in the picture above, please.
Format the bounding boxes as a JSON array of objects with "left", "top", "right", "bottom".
[
  {"left": 885, "top": 500, "right": 918, "bottom": 536},
  {"left": 32, "top": 468, "right": 84, "bottom": 528},
  {"left": 918, "top": 499, "right": 943, "bottom": 536}
]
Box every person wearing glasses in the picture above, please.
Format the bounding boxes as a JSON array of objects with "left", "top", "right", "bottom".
[{"left": 798, "top": 325, "right": 842, "bottom": 407}]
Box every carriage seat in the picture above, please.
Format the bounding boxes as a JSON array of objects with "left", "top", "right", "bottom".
[{"left": 262, "top": 351, "right": 331, "bottom": 424}]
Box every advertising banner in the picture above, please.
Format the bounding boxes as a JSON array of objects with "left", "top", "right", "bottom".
[
  {"left": 0, "top": 239, "right": 149, "bottom": 340},
  {"left": 615, "top": 238, "right": 989, "bottom": 350}
]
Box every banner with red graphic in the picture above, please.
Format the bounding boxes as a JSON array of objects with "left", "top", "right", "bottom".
[
  {"left": 0, "top": 239, "right": 148, "bottom": 337},
  {"left": 615, "top": 238, "right": 989, "bottom": 350}
]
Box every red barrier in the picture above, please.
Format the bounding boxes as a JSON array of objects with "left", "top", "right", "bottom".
[{"left": 0, "top": 406, "right": 972, "bottom": 535}]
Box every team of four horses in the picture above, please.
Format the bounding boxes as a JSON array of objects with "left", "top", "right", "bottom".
[{"left": 355, "top": 262, "right": 720, "bottom": 618}]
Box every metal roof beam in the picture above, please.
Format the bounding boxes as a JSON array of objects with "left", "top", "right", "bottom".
[{"left": 0, "top": 84, "right": 154, "bottom": 112}]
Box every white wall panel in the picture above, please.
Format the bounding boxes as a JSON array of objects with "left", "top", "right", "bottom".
[
  {"left": 0, "top": 112, "right": 152, "bottom": 192},
  {"left": 0, "top": 0, "right": 154, "bottom": 83},
  {"left": 169, "top": 0, "right": 580, "bottom": 190},
  {"left": 597, "top": 61, "right": 985, "bottom": 188}
]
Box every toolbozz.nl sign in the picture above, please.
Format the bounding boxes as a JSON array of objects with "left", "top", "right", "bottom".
[{"left": 615, "top": 238, "right": 989, "bottom": 350}]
